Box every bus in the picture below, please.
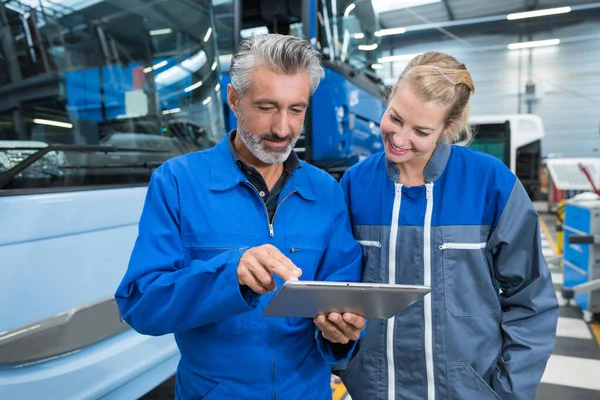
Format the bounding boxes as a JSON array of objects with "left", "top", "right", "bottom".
[
  {"left": 0, "top": 1, "right": 222, "bottom": 398},
  {"left": 213, "top": 0, "right": 387, "bottom": 178},
  {"left": 470, "top": 114, "right": 545, "bottom": 199}
]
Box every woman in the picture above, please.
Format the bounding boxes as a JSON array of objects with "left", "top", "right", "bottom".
[{"left": 339, "top": 52, "right": 558, "bottom": 400}]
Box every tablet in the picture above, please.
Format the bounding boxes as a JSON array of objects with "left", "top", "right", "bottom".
[{"left": 262, "top": 280, "right": 430, "bottom": 319}]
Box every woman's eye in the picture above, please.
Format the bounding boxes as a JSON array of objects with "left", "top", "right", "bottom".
[{"left": 415, "top": 130, "right": 429, "bottom": 137}]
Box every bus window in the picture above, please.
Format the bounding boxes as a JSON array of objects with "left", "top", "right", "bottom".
[{"left": 0, "top": 0, "right": 224, "bottom": 193}]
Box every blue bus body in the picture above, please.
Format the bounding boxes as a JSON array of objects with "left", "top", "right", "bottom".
[
  {"left": 0, "top": 0, "right": 222, "bottom": 398},
  {"left": 310, "top": 66, "right": 385, "bottom": 167},
  {"left": 0, "top": 188, "right": 179, "bottom": 399},
  {"left": 215, "top": 0, "right": 387, "bottom": 177}
]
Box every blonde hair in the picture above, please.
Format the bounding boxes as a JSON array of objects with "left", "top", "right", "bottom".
[{"left": 390, "top": 52, "right": 475, "bottom": 145}]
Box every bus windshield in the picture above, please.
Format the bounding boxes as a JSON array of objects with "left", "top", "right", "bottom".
[
  {"left": 212, "top": 0, "right": 381, "bottom": 74},
  {"left": 0, "top": 0, "right": 223, "bottom": 192}
]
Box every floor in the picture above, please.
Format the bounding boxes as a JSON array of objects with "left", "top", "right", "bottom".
[
  {"left": 535, "top": 212, "right": 600, "bottom": 400},
  {"left": 143, "top": 212, "right": 600, "bottom": 400}
]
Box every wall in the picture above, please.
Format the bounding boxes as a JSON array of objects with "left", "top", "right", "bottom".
[{"left": 378, "top": 21, "right": 600, "bottom": 157}]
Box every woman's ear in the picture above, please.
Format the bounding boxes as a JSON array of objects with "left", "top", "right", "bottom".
[
  {"left": 444, "top": 121, "right": 456, "bottom": 134},
  {"left": 438, "top": 121, "right": 456, "bottom": 143}
]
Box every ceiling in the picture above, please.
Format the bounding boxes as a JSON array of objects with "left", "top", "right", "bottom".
[
  {"left": 372, "top": 0, "right": 600, "bottom": 51},
  {"left": 377, "top": 0, "right": 600, "bottom": 29}
]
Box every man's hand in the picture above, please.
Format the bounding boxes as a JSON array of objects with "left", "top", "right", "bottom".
[
  {"left": 314, "top": 312, "right": 366, "bottom": 344},
  {"left": 237, "top": 244, "right": 302, "bottom": 294}
]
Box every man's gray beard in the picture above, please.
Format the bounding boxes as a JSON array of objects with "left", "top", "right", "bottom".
[{"left": 237, "top": 113, "right": 300, "bottom": 165}]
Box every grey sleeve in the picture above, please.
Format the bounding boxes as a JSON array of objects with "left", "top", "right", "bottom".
[{"left": 488, "top": 180, "right": 559, "bottom": 400}]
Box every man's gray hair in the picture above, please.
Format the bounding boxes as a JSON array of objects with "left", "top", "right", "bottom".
[{"left": 230, "top": 33, "right": 325, "bottom": 96}]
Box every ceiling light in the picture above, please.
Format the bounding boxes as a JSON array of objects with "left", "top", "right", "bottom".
[
  {"left": 372, "top": 63, "right": 383, "bottom": 70},
  {"left": 203, "top": 27, "right": 212, "bottom": 42},
  {"left": 143, "top": 60, "right": 168, "bottom": 73},
  {"left": 372, "top": 0, "right": 441, "bottom": 14},
  {"left": 203, "top": 97, "right": 212, "bottom": 105},
  {"left": 508, "top": 39, "right": 560, "bottom": 50},
  {"left": 33, "top": 119, "right": 73, "bottom": 129},
  {"left": 184, "top": 81, "right": 203, "bottom": 93},
  {"left": 150, "top": 28, "right": 172, "bottom": 36},
  {"left": 353, "top": 33, "right": 365, "bottom": 39},
  {"left": 358, "top": 43, "right": 378, "bottom": 51},
  {"left": 344, "top": 3, "right": 356, "bottom": 17},
  {"left": 507, "top": 7, "right": 571, "bottom": 20},
  {"left": 162, "top": 108, "right": 181, "bottom": 115},
  {"left": 375, "top": 27, "right": 406, "bottom": 37},
  {"left": 154, "top": 50, "right": 207, "bottom": 87}
]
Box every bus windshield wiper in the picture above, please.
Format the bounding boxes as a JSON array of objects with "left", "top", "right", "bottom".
[{"left": 0, "top": 144, "right": 168, "bottom": 189}]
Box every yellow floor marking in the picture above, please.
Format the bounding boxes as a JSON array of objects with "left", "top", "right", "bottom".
[
  {"left": 331, "top": 382, "right": 347, "bottom": 400},
  {"left": 591, "top": 322, "right": 600, "bottom": 347},
  {"left": 540, "top": 217, "right": 559, "bottom": 255}
]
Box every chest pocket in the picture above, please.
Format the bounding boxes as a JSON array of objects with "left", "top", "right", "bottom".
[
  {"left": 181, "top": 232, "right": 260, "bottom": 262},
  {"left": 357, "top": 240, "right": 383, "bottom": 283},
  {"left": 441, "top": 229, "right": 500, "bottom": 317},
  {"left": 181, "top": 232, "right": 262, "bottom": 335},
  {"left": 284, "top": 235, "right": 326, "bottom": 280}
]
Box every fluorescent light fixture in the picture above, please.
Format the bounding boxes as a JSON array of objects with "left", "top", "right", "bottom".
[
  {"left": 162, "top": 108, "right": 181, "bottom": 115},
  {"left": 372, "top": 0, "right": 441, "bottom": 14},
  {"left": 375, "top": 27, "right": 406, "bottom": 37},
  {"left": 378, "top": 53, "right": 421, "bottom": 63},
  {"left": 203, "top": 27, "right": 213, "bottom": 42},
  {"left": 150, "top": 28, "right": 172, "bottom": 36},
  {"left": 33, "top": 118, "right": 73, "bottom": 129},
  {"left": 202, "top": 97, "right": 212, "bottom": 105},
  {"left": 344, "top": 3, "right": 356, "bottom": 17},
  {"left": 508, "top": 39, "right": 560, "bottom": 50},
  {"left": 143, "top": 60, "right": 168, "bottom": 73},
  {"left": 211, "top": 61, "right": 217, "bottom": 71},
  {"left": 154, "top": 50, "right": 207, "bottom": 86},
  {"left": 507, "top": 7, "right": 571, "bottom": 20},
  {"left": 358, "top": 43, "right": 378, "bottom": 51},
  {"left": 215, "top": 83, "right": 221, "bottom": 92},
  {"left": 371, "top": 63, "right": 383, "bottom": 70},
  {"left": 184, "top": 81, "right": 203, "bottom": 93},
  {"left": 353, "top": 33, "right": 365, "bottom": 39}
]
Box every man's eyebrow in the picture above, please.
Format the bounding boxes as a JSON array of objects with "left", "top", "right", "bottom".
[
  {"left": 252, "top": 99, "right": 308, "bottom": 108},
  {"left": 389, "top": 106, "right": 435, "bottom": 131},
  {"left": 253, "top": 99, "right": 279, "bottom": 107},
  {"left": 290, "top": 102, "right": 308, "bottom": 108}
]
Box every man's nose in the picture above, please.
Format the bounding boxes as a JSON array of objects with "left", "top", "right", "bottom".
[{"left": 271, "top": 112, "right": 289, "bottom": 137}]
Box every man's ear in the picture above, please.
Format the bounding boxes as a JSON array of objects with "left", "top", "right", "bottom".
[{"left": 227, "top": 84, "right": 239, "bottom": 115}]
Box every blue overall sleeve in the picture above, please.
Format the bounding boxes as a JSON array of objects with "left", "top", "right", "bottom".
[
  {"left": 115, "top": 163, "right": 259, "bottom": 336},
  {"left": 489, "top": 180, "right": 559, "bottom": 399},
  {"left": 314, "top": 183, "right": 364, "bottom": 364}
]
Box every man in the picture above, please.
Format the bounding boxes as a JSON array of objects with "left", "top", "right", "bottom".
[{"left": 115, "top": 33, "right": 366, "bottom": 400}]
